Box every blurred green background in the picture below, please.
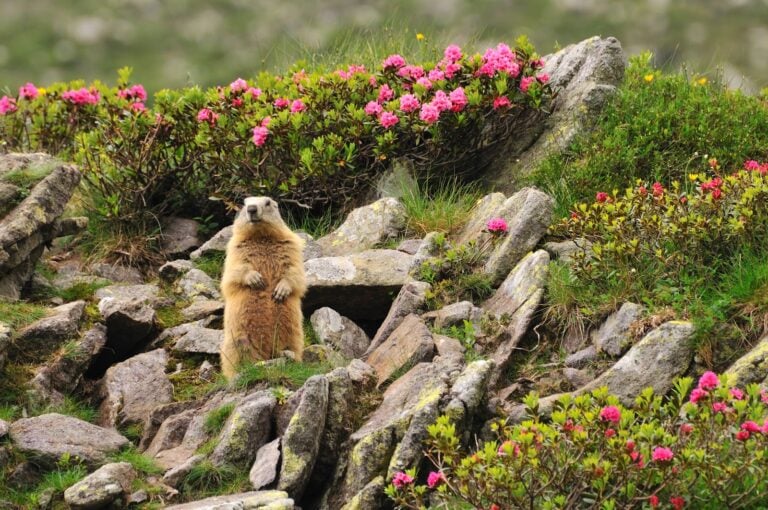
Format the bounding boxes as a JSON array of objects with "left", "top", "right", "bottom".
[{"left": 2, "top": 0, "right": 767, "bottom": 93}]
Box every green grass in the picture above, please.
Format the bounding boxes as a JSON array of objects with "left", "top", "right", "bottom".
[
  {"left": 156, "top": 303, "right": 189, "bottom": 329},
  {"left": 193, "top": 252, "right": 226, "bottom": 280},
  {"left": 284, "top": 206, "right": 341, "bottom": 239},
  {"left": 203, "top": 403, "right": 235, "bottom": 436},
  {"left": 0, "top": 460, "right": 87, "bottom": 509},
  {"left": 396, "top": 174, "right": 482, "bottom": 237},
  {"left": 179, "top": 460, "right": 248, "bottom": 500},
  {"left": 55, "top": 281, "right": 110, "bottom": 302},
  {"left": 109, "top": 447, "right": 164, "bottom": 476},
  {"left": 3, "top": 161, "right": 56, "bottom": 190},
  {"left": 0, "top": 300, "right": 48, "bottom": 331},
  {"left": 231, "top": 359, "right": 331, "bottom": 391}
]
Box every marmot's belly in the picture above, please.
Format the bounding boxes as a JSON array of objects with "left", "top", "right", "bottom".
[{"left": 227, "top": 288, "right": 300, "bottom": 343}]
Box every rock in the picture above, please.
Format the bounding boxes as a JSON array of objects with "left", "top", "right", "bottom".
[
  {"left": 725, "top": 335, "right": 768, "bottom": 387},
  {"left": 51, "top": 266, "right": 108, "bottom": 291},
  {"left": 250, "top": 438, "right": 281, "bottom": 490},
  {"left": 16, "top": 300, "right": 86, "bottom": 354},
  {"left": 210, "top": 392, "right": 276, "bottom": 469},
  {"left": 90, "top": 298, "right": 156, "bottom": 374},
  {"left": 0, "top": 419, "right": 8, "bottom": 439},
  {"left": 278, "top": 375, "right": 329, "bottom": 500},
  {"left": 63, "top": 462, "right": 136, "bottom": 509},
  {"left": 346, "top": 359, "right": 376, "bottom": 387},
  {"left": 140, "top": 400, "right": 202, "bottom": 452},
  {"left": 7, "top": 461, "right": 41, "bottom": 488},
  {"left": 565, "top": 345, "right": 599, "bottom": 368},
  {"left": 297, "top": 232, "right": 323, "bottom": 261},
  {"left": 165, "top": 491, "right": 292, "bottom": 510},
  {"left": 99, "top": 349, "right": 174, "bottom": 429},
  {"left": 544, "top": 239, "right": 592, "bottom": 264},
  {"left": 316, "top": 198, "right": 406, "bottom": 257},
  {"left": 0, "top": 154, "right": 81, "bottom": 300},
  {"left": 482, "top": 188, "right": 554, "bottom": 283},
  {"left": 592, "top": 302, "right": 645, "bottom": 357},
  {"left": 564, "top": 367, "right": 594, "bottom": 388},
  {"left": 159, "top": 259, "right": 196, "bottom": 283},
  {"left": 365, "top": 314, "right": 435, "bottom": 386},
  {"left": 90, "top": 263, "right": 143, "bottom": 284},
  {"left": 127, "top": 489, "right": 149, "bottom": 505},
  {"left": 483, "top": 250, "right": 550, "bottom": 387},
  {"left": 396, "top": 239, "right": 423, "bottom": 255},
  {"left": 190, "top": 225, "right": 233, "bottom": 260},
  {"left": 506, "top": 321, "right": 695, "bottom": 421},
  {"left": 29, "top": 324, "right": 107, "bottom": 405},
  {"left": 303, "top": 249, "right": 413, "bottom": 325},
  {"left": 425, "top": 300, "right": 482, "bottom": 330},
  {"left": 199, "top": 360, "right": 216, "bottom": 382},
  {"left": 442, "top": 360, "right": 494, "bottom": 430},
  {"left": 310, "top": 307, "right": 370, "bottom": 359},
  {"left": 144, "top": 408, "right": 198, "bottom": 458},
  {"left": 176, "top": 268, "right": 221, "bottom": 301},
  {"left": 10, "top": 413, "right": 128, "bottom": 467},
  {"left": 160, "top": 217, "right": 203, "bottom": 258},
  {"left": 0, "top": 322, "right": 10, "bottom": 370},
  {"left": 408, "top": 231, "right": 447, "bottom": 273},
  {"left": 455, "top": 193, "right": 508, "bottom": 246},
  {"left": 487, "top": 36, "right": 626, "bottom": 190},
  {"left": 339, "top": 476, "right": 387, "bottom": 510},
  {"left": 181, "top": 299, "right": 225, "bottom": 321},
  {"left": 173, "top": 325, "right": 224, "bottom": 354},
  {"left": 95, "top": 283, "right": 160, "bottom": 306},
  {"left": 162, "top": 453, "right": 205, "bottom": 488},
  {"left": 366, "top": 281, "right": 430, "bottom": 356},
  {"left": 302, "top": 344, "right": 346, "bottom": 366},
  {"left": 433, "top": 334, "right": 466, "bottom": 359}
]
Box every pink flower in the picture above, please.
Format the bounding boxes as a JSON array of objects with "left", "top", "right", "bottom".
[
  {"left": 497, "top": 440, "right": 520, "bottom": 457},
  {"left": 428, "top": 69, "right": 445, "bottom": 81},
  {"left": 18, "top": 82, "right": 39, "bottom": 100},
  {"left": 520, "top": 76, "right": 536, "bottom": 93},
  {"left": 670, "top": 496, "right": 685, "bottom": 510},
  {"left": 444, "top": 44, "right": 463, "bottom": 62},
  {"left": 599, "top": 405, "right": 621, "bottom": 423},
  {"left": 419, "top": 103, "right": 440, "bottom": 124},
  {"left": 246, "top": 87, "right": 262, "bottom": 99},
  {"left": 196, "top": 108, "right": 218, "bottom": 125},
  {"left": 486, "top": 217, "right": 508, "bottom": 234},
  {"left": 379, "top": 111, "right": 399, "bottom": 129},
  {"left": 680, "top": 423, "right": 694, "bottom": 435},
  {"left": 0, "top": 96, "right": 17, "bottom": 115},
  {"left": 596, "top": 192, "right": 609, "bottom": 203},
  {"left": 130, "top": 102, "right": 146, "bottom": 113},
  {"left": 449, "top": 87, "right": 467, "bottom": 112},
  {"left": 763, "top": 419, "right": 768, "bottom": 434},
  {"left": 399, "top": 94, "right": 420, "bottom": 113},
  {"left": 742, "top": 421, "right": 762, "bottom": 433},
  {"left": 649, "top": 495, "right": 659, "bottom": 508},
  {"left": 252, "top": 125, "right": 269, "bottom": 146},
  {"left": 383, "top": 54, "right": 407, "bottom": 70},
  {"left": 427, "top": 471, "right": 445, "bottom": 489},
  {"left": 260, "top": 116, "right": 271, "bottom": 127},
  {"left": 652, "top": 182, "right": 665, "bottom": 197},
  {"left": 531, "top": 58, "right": 546, "bottom": 69},
  {"left": 365, "top": 101, "right": 383, "bottom": 116},
  {"left": 397, "top": 65, "right": 425, "bottom": 80},
  {"left": 378, "top": 84, "right": 394, "bottom": 103},
  {"left": 537, "top": 73, "right": 550, "bottom": 84},
  {"left": 416, "top": 77, "right": 433, "bottom": 89},
  {"left": 290, "top": 99, "right": 306, "bottom": 113},
  {"left": 736, "top": 430, "right": 750, "bottom": 441},
  {"left": 712, "top": 402, "right": 728, "bottom": 413},
  {"left": 651, "top": 446, "right": 674, "bottom": 463},
  {"left": 698, "top": 371, "right": 719, "bottom": 390},
  {"left": 62, "top": 87, "right": 100, "bottom": 105},
  {"left": 431, "top": 90, "right": 452, "bottom": 112},
  {"left": 480, "top": 43, "right": 520, "bottom": 77},
  {"left": 730, "top": 388, "right": 744, "bottom": 400},
  {"left": 391, "top": 471, "right": 413, "bottom": 488},
  {"left": 230, "top": 78, "right": 248, "bottom": 93},
  {"left": 444, "top": 62, "right": 461, "bottom": 79},
  {"left": 604, "top": 428, "right": 616, "bottom": 438},
  {"left": 689, "top": 388, "right": 708, "bottom": 404},
  {"left": 273, "top": 98, "right": 290, "bottom": 109},
  {"left": 493, "top": 96, "right": 510, "bottom": 109},
  {"left": 745, "top": 160, "right": 761, "bottom": 171},
  {"left": 625, "top": 439, "right": 635, "bottom": 452},
  {"left": 231, "top": 98, "right": 243, "bottom": 108}
]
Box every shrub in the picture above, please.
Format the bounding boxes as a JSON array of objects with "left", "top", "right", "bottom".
[
  {"left": 0, "top": 38, "right": 552, "bottom": 239},
  {"left": 388, "top": 372, "right": 768, "bottom": 509}
]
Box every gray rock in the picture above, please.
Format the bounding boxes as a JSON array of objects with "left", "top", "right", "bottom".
[
  {"left": 210, "top": 393, "right": 276, "bottom": 468},
  {"left": 127, "top": 489, "right": 149, "bottom": 505},
  {"left": 297, "top": 232, "right": 323, "bottom": 261},
  {"left": 482, "top": 188, "right": 554, "bottom": 283},
  {"left": 310, "top": 307, "right": 370, "bottom": 359},
  {"left": 366, "top": 314, "right": 435, "bottom": 386},
  {"left": 346, "top": 359, "right": 376, "bottom": 387},
  {"left": 483, "top": 250, "right": 550, "bottom": 387},
  {"left": 544, "top": 238, "right": 592, "bottom": 264},
  {"left": 0, "top": 154, "right": 81, "bottom": 300},
  {"left": 160, "top": 217, "right": 203, "bottom": 258},
  {"left": 339, "top": 476, "right": 387, "bottom": 510},
  {"left": 145, "top": 408, "right": 198, "bottom": 458},
  {"left": 190, "top": 225, "right": 233, "bottom": 260},
  {"left": 29, "top": 324, "right": 107, "bottom": 405},
  {"left": 442, "top": 360, "right": 494, "bottom": 430},
  {"left": 250, "top": 438, "right": 281, "bottom": 490},
  {"left": 725, "top": 335, "right": 768, "bottom": 387},
  {"left": 565, "top": 345, "right": 598, "bottom": 368},
  {"left": 90, "top": 263, "right": 143, "bottom": 284},
  {"left": 592, "top": 302, "right": 645, "bottom": 357},
  {"left": 506, "top": 321, "right": 695, "bottom": 421},
  {"left": 165, "top": 491, "right": 292, "bottom": 510},
  {"left": 95, "top": 283, "right": 160, "bottom": 307},
  {"left": 9, "top": 413, "right": 128, "bottom": 467},
  {"left": 159, "top": 259, "right": 196, "bottom": 283},
  {"left": 98, "top": 349, "right": 173, "bottom": 429},
  {"left": 278, "top": 375, "right": 329, "bottom": 500},
  {"left": 409, "top": 231, "right": 447, "bottom": 274},
  {"left": 316, "top": 198, "right": 406, "bottom": 257},
  {"left": 182, "top": 299, "right": 225, "bottom": 321},
  {"left": 0, "top": 322, "right": 11, "bottom": 371},
  {"left": 433, "top": 334, "right": 466, "bottom": 359},
  {"left": 302, "top": 344, "right": 346, "bottom": 366},
  {"left": 63, "top": 462, "right": 136, "bottom": 509},
  {"left": 176, "top": 268, "right": 221, "bottom": 301},
  {"left": 199, "top": 360, "right": 216, "bottom": 381},
  {"left": 455, "top": 193, "right": 508, "bottom": 246},
  {"left": 396, "top": 239, "right": 423, "bottom": 255},
  {"left": 303, "top": 249, "right": 413, "bottom": 325},
  {"left": 564, "top": 367, "right": 594, "bottom": 388},
  {"left": 366, "top": 281, "right": 430, "bottom": 356},
  {"left": 0, "top": 419, "right": 8, "bottom": 439},
  {"left": 425, "top": 300, "right": 482, "bottom": 331},
  {"left": 16, "top": 300, "right": 86, "bottom": 353},
  {"left": 173, "top": 325, "right": 224, "bottom": 354},
  {"left": 94, "top": 298, "right": 156, "bottom": 370},
  {"left": 140, "top": 400, "right": 202, "bottom": 452},
  {"left": 162, "top": 453, "right": 205, "bottom": 488}
]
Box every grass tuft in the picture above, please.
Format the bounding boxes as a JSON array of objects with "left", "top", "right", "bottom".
[
  {"left": 231, "top": 359, "right": 331, "bottom": 391},
  {"left": 397, "top": 175, "right": 481, "bottom": 237},
  {"left": 109, "top": 447, "right": 164, "bottom": 476},
  {"left": 203, "top": 403, "right": 235, "bottom": 436},
  {"left": 180, "top": 460, "right": 248, "bottom": 499},
  {"left": 193, "top": 252, "right": 226, "bottom": 280}
]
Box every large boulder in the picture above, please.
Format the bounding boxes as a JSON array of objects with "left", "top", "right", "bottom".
[
  {"left": 63, "top": 462, "right": 136, "bottom": 509},
  {"left": 0, "top": 154, "right": 82, "bottom": 299},
  {"left": 165, "top": 491, "right": 293, "bottom": 510},
  {"left": 366, "top": 314, "right": 435, "bottom": 386},
  {"left": 171, "top": 324, "right": 224, "bottom": 355},
  {"left": 592, "top": 302, "right": 645, "bottom": 357},
  {"left": 316, "top": 198, "right": 406, "bottom": 257},
  {"left": 210, "top": 392, "right": 276, "bottom": 469},
  {"left": 9, "top": 413, "right": 129, "bottom": 467},
  {"left": 303, "top": 249, "right": 413, "bottom": 326},
  {"left": 160, "top": 217, "right": 203, "bottom": 258},
  {"left": 725, "top": 335, "right": 768, "bottom": 387},
  {"left": 88, "top": 297, "right": 157, "bottom": 375},
  {"left": 175, "top": 268, "right": 221, "bottom": 301},
  {"left": 98, "top": 349, "right": 174, "bottom": 429},
  {"left": 15, "top": 300, "right": 86, "bottom": 354},
  {"left": 310, "top": 307, "right": 370, "bottom": 359},
  {"left": 366, "top": 281, "right": 430, "bottom": 355},
  {"left": 190, "top": 225, "right": 233, "bottom": 260}
]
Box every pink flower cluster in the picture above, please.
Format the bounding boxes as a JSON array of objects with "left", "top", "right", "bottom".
[
  {"left": 599, "top": 405, "right": 621, "bottom": 423},
  {"left": 335, "top": 64, "right": 366, "bottom": 80},
  {"left": 0, "top": 96, "right": 17, "bottom": 115},
  {"left": 651, "top": 446, "right": 674, "bottom": 463},
  {"left": 229, "top": 78, "right": 248, "bottom": 93},
  {"left": 118, "top": 84, "right": 147, "bottom": 102},
  {"left": 427, "top": 471, "right": 445, "bottom": 489},
  {"left": 744, "top": 159, "right": 768, "bottom": 175},
  {"left": 62, "top": 87, "right": 100, "bottom": 105},
  {"left": 290, "top": 99, "right": 306, "bottom": 113},
  {"left": 486, "top": 217, "right": 509, "bottom": 234},
  {"left": 478, "top": 43, "right": 521, "bottom": 78},
  {"left": 196, "top": 108, "right": 219, "bottom": 125},
  {"left": 19, "top": 82, "right": 39, "bottom": 100},
  {"left": 391, "top": 471, "right": 414, "bottom": 488},
  {"left": 383, "top": 54, "right": 406, "bottom": 70}
]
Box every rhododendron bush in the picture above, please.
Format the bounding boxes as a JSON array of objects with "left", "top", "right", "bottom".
[
  {"left": 388, "top": 373, "right": 768, "bottom": 509},
  {"left": 0, "top": 37, "right": 551, "bottom": 226}
]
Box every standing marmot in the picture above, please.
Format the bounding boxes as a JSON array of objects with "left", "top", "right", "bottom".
[{"left": 220, "top": 196, "right": 307, "bottom": 379}]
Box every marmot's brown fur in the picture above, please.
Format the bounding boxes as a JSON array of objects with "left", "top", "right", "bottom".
[{"left": 220, "top": 196, "right": 307, "bottom": 379}]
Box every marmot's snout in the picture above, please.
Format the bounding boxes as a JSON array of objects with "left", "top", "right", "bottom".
[{"left": 246, "top": 204, "right": 261, "bottom": 222}]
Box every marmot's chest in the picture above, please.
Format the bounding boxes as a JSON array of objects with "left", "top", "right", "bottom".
[{"left": 237, "top": 239, "right": 295, "bottom": 278}]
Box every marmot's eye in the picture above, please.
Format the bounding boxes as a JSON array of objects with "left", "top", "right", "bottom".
[{"left": 265, "top": 202, "right": 271, "bottom": 207}]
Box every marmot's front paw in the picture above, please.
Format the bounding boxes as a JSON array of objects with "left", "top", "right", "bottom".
[
  {"left": 273, "top": 280, "right": 292, "bottom": 302},
  {"left": 244, "top": 270, "right": 266, "bottom": 288}
]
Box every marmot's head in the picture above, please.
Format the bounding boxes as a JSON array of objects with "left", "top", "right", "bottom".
[{"left": 234, "top": 196, "right": 287, "bottom": 235}]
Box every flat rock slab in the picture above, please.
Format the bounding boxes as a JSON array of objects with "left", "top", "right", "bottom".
[
  {"left": 310, "top": 307, "right": 370, "bottom": 359},
  {"left": 64, "top": 461, "right": 136, "bottom": 509},
  {"left": 173, "top": 325, "right": 224, "bottom": 354},
  {"left": 165, "top": 490, "right": 292, "bottom": 510},
  {"left": 16, "top": 300, "right": 86, "bottom": 354},
  {"left": 250, "top": 438, "right": 281, "bottom": 490},
  {"left": 95, "top": 283, "right": 160, "bottom": 307},
  {"left": 366, "top": 314, "right": 435, "bottom": 386},
  {"left": 316, "top": 197, "right": 406, "bottom": 257},
  {"left": 10, "top": 413, "right": 129, "bottom": 467},
  {"left": 190, "top": 225, "right": 233, "bottom": 260},
  {"left": 303, "top": 249, "right": 413, "bottom": 325},
  {"left": 366, "top": 281, "right": 430, "bottom": 356}
]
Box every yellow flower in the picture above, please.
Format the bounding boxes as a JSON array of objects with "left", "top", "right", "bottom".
[
  {"left": 697, "top": 77, "right": 708, "bottom": 85},
  {"left": 644, "top": 74, "right": 655, "bottom": 83},
  {"left": 38, "top": 88, "right": 46, "bottom": 95},
  {"left": 416, "top": 33, "right": 425, "bottom": 41},
  {"left": 688, "top": 173, "right": 699, "bottom": 182}
]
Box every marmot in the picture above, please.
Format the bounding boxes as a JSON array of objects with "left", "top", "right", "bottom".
[{"left": 220, "top": 196, "right": 307, "bottom": 379}]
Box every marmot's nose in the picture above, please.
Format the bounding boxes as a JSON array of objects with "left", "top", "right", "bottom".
[{"left": 246, "top": 205, "right": 260, "bottom": 216}]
